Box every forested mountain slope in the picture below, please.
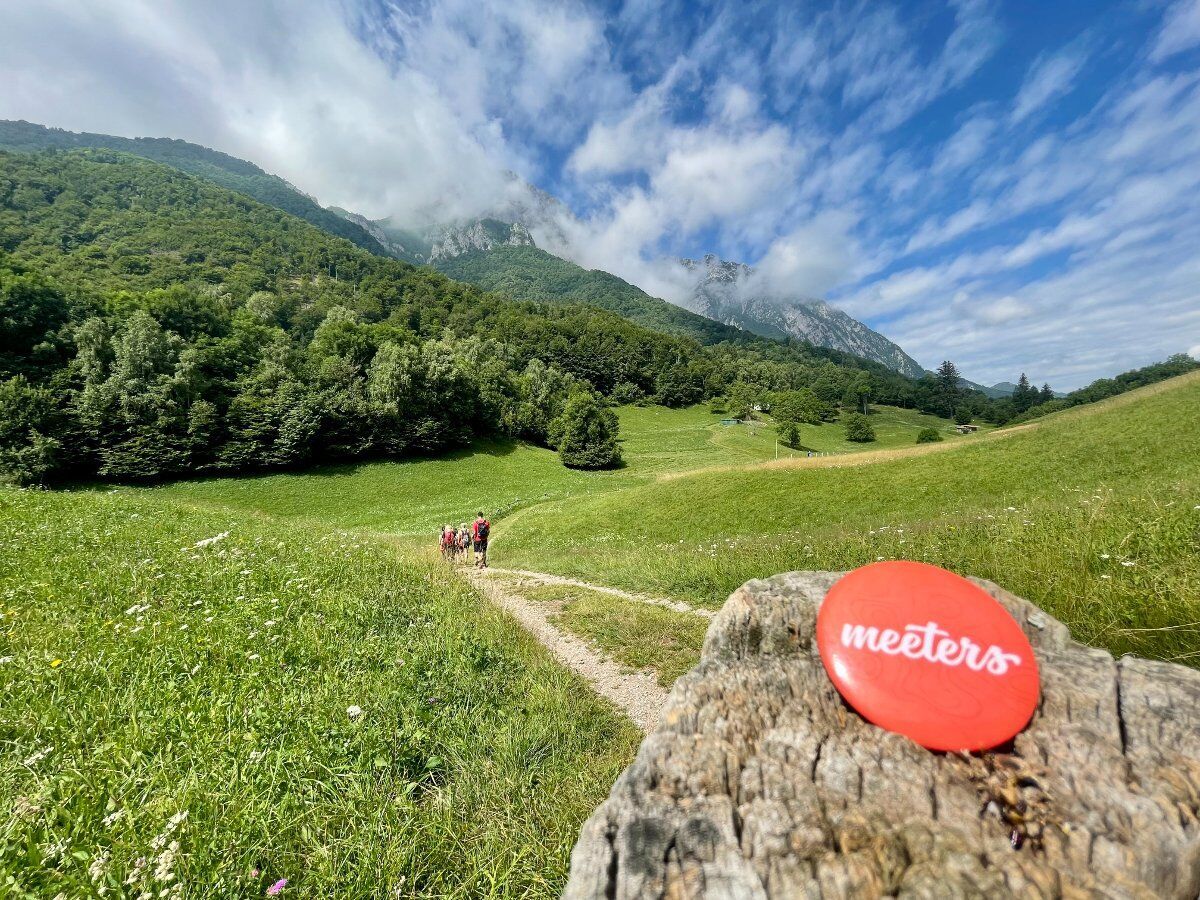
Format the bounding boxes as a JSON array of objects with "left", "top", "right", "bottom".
[
  {"left": 435, "top": 244, "right": 764, "bottom": 345},
  {"left": 0, "top": 119, "right": 389, "bottom": 255}
]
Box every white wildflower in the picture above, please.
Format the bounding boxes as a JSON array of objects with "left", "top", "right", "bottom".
[
  {"left": 22, "top": 745, "right": 53, "bottom": 766},
  {"left": 88, "top": 850, "right": 110, "bottom": 883},
  {"left": 152, "top": 839, "right": 180, "bottom": 883},
  {"left": 102, "top": 808, "right": 124, "bottom": 827},
  {"left": 0, "top": 656, "right": 13, "bottom": 664},
  {"left": 347, "top": 705, "right": 363, "bottom": 720},
  {"left": 192, "top": 531, "right": 230, "bottom": 550}
]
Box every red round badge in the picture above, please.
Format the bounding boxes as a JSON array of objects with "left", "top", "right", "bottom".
[{"left": 816, "top": 561, "right": 1039, "bottom": 752}]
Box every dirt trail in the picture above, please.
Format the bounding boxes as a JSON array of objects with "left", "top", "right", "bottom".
[
  {"left": 463, "top": 568, "right": 668, "bottom": 733},
  {"left": 480, "top": 567, "right": 714, "bottom": 619}
]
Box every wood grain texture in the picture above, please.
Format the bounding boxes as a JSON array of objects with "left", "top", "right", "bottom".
[{"left": 564, "top": 571, "right": 1200, "bottom": 899}]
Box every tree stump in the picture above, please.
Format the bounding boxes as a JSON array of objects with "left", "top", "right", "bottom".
[{"left": 564, "top": 572, "right": 1200, "bottom": 899}]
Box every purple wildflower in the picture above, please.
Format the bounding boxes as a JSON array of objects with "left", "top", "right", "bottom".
[{"left": 267, "top": 878, "right": 288, "bottom": 895}]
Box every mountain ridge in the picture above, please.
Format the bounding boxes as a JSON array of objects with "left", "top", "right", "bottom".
[
  {"left": 0, "top": 119, "right": 389, "bottom": 255},
  {"left": 679, "top": 254, "right": 927, "bottom": 379}
]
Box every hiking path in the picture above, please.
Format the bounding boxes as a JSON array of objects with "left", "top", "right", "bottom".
[{"left": 462, "top": 566, "right": 707, "bottom": 732}]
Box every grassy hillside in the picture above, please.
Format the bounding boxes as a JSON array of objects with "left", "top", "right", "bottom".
[
  {"left": 0, "top": 487, "right": 638, "bottom": 897},
  {"left": 153, "top": 403, "right": 972, "bottom": 533},
  {"left": 498, "top": 373, "right": 1200, "bottom": 663},
  {"left": 0, "top": 119, "right": 389, "bottom": 255}
]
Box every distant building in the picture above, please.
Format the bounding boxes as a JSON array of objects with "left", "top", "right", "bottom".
[{"left": 955, "top": 424, "right": 980, "bottom": 434}]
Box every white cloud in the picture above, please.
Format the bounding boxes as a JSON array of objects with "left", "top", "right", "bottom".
[
  {"left": 1011, "top": 47, "right": 1088, "bottom": 124},
  {"left": 931, "top": 115, "right": 997, "bottom": 176},
  {"left": 969, "top": 295, "right": 1034, "bottom": 326},
  {"left": 1149, "top": 0, "right": 1200, "bottom": 62},
  {"left": 905, "top": 200, "right": 993, "bottom": 253},
  {"left": 744, "top": 212, "right": 861, "bottom": 300},
  {"left": 0, "top": 0, "right": 515, "bottom": 223}
]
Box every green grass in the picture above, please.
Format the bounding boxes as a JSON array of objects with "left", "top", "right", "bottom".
[
  {"left": 785, "top": 405, "right": 992, "bottom": 454},
  {"left": 619, "top": 403, "right": 976, "bottom": 469},
  {"left": 0, "top": 488, "right": 639, "bottom": 898},
  {"left": 150, "top": 405, "right": 964, "bottom": 541},
  {"left": 145, "top": 378, "right": 1200, "bottom": 665},
  {"left": 149, "top": 438, "right": 638, "bottom": 540},
  {"left": 499, "top": 374, "right": 1200, "bottom": 664},
  {"left": 510, "top": 580, "right": 708, "bottom": 688}
]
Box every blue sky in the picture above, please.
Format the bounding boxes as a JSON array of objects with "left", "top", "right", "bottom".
[{"left": 2, "top": 0, "right": 1200, "bottom": 387}]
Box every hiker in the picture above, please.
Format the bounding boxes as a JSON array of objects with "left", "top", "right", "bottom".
[
  {"left": 439, "top": 524, "right": 456, "bottom": 560},
  {"left": 471, "top": 511, "right": 491, "bottom": 569},
  {"left": 457, "top": 524, "right": 470, "bottom": 563}
]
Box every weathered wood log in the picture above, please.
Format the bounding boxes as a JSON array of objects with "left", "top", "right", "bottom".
[{"left": 564, "top": 572, "right": 1200, "bottom": 899}]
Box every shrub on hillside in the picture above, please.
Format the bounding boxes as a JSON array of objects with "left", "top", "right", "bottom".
[
  {"left": 552, "top": 393, "right": 622, "bottom": 470},
  {"left": 954, "top": 407, "right": 973, "bottom": 425},
  {"left": 843, "top": 412, "right": 876, "bottom": 443},
  {"left": 611, "top": 381, "right": 645, "bottom": 405},
  {"left": 916, "top": 427, "right": 942, "bottom": 444}
]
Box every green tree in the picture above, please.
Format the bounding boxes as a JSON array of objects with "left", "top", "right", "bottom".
[
  {"left": 552, "top": 393, "right": 622, "bottom": 470},
  {"left": 0, "top": 376, "right": 64, "bottom": 484},
  {"left": 728, "top": 379, "right": 761, "bottom": 420},
  {"left": 610, "top": 381, "right": 644, "bottom": 405},
  {"left": 0, "top": 269, "right": 70, "bottom": 379},
  {"left": 932, "top": 360, "right": 963, "bottom": 418},
  {"left": 1012, "top": 373, "right": 1036, "bottom": 412},
  {"left": 954, "top": 406, "right": 973, "bottom": 426},
  {"left": 842, "top": 373, "right": 871, "bottom": 414},
  {"left": 916, "top": 426, "right": 942, "bottom": 444},
  {"left": 778, "top": 421, "right": 802, "bottom": 449},
  {"left": 843, "top": 411, "right": 876, "bottom": 443}
]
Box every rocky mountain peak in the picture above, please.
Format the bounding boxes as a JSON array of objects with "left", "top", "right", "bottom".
[{"left": 678, "top": 254, "right": 926, "bottom": 379}]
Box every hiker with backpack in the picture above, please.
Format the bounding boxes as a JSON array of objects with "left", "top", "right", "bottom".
[
  {"left": 439, "top": 524, "right": 456, "bottom": 560},
  {"left": 456, "top": 524, "right": 470, "bottom": 563},
  {"left": 471, "top": 512, "right": 490, "bottom": 569}
]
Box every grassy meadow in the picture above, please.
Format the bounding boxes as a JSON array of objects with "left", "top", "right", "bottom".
[
  {"left": 0, "top": 488, "right": 639, "bottom": 898},
  {"left": 151, "top": 374, "right": 1200, "bottom": 665},
  {"left": 153, "top": 402, "right": 972, "bottom": 538},
  {"left": 500, "top": 373, "right": 1200, "bottom": 663}
]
